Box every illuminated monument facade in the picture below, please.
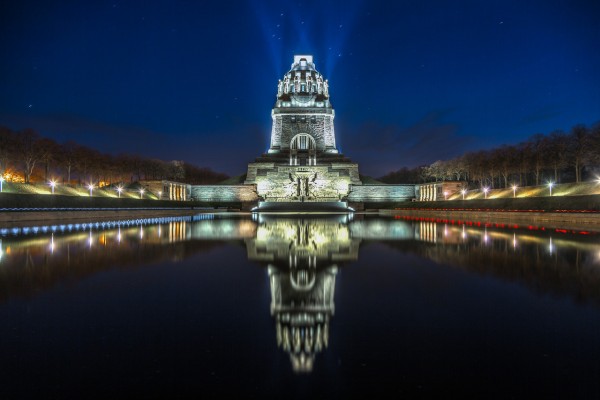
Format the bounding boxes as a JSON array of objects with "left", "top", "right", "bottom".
[
  {"left": 245, "top": 55, "right": 361, "bottom": 208},
  {"left": 190, "top": 55, "right": 415, "bottom": 208}
]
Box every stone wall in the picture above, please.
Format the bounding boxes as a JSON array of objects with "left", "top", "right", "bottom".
[
  {"left": 348, "top": 184, "right": 415, "bottom": 202},
  {"left": 191, "top": 183, "right": 415, "bottom": 204},
  {"left": 141, "top": 180, "right": 190, "bottom": 200},
  {"left": 271, "top": 113, "right": 335, "bottom": 152},
  {"left": 190, "top": 185, "right": 258, "bottom": 202}
]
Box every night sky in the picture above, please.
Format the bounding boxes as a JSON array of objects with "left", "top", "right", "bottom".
[{"left": 1, "top": 0, "right": 599, "bottom": 177}]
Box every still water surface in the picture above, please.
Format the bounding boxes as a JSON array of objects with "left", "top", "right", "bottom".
[{"left": 1, "top": 214, "right": 599, "bottom": 398}]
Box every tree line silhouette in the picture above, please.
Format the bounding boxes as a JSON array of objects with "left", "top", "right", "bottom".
[
  {"left": 379, "top": 123, "right": 600, "bottom": 188},
  {"left": 0, "top": 126, "right": 228, "bottom": 185}
]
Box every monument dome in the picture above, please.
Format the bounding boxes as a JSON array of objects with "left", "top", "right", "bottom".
[{"left": 275, "top": 55, "right": 331, "bottom": 107}]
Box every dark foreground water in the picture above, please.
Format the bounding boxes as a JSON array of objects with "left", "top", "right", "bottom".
[{"left": 1, "top": 214, "right": 599, "bottom": 399}]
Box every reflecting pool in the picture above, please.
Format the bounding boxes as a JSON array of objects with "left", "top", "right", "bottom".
[{"left": 1, "top": 214, "right": 599, "bottom": 398}]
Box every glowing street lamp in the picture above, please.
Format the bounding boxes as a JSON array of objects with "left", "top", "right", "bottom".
[
  {"left": 548, "top": 182, "right": 554, "bottom": 196},
  {"left": 158, "top": 191, "right": 162, "bottom": 200},
  {"left": 512, "top": 185, "right": 517, "bottom": 198},
  {"left": 139, "top": 188, "right": 145, "bottom": 199},
  {"left": 0, "top": 176, "right": 4, "bottom": 192},
  {"left": 443, "top": 191, "right": 448, "bottom": 200},
  {"left": 483, "top": 187, "right": 489, "bottom": 199},
  {"left": 461, "top": 189, "right": 466, "bottom": 200},
  {"left": 88, "top": 183, "right": 95, "bottom": 197},
  {"left": 116, "top": 186, "right": 123, "bottom": 198},
  {"left": 49, "top": 180, "right": 57, "bottom": 194}
]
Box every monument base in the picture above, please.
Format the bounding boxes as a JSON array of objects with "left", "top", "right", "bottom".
[{"left": 252, "top": 201, "right": 353, "bottom": 213}]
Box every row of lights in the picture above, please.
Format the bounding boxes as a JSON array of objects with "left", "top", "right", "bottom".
[
  {"left": 453, "top": 182, "right": 556, "bottom": 200},
  {"left": 0, "top": 177, "right": 165, "bottom": 199},
  {"left": 57, "top": 181, "right": 161, "bottom": 199}
]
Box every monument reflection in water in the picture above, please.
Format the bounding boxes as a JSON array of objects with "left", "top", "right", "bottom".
[
  {"left": 1, "top": 214, "right": 600, "bottom": 376},
  {"left": 246, "top": 215, "right": 359, "bottom": 372}
]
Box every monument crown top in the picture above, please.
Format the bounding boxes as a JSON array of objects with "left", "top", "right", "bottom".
[
  {"left": 277, "top": 55, "right": 329, "bottom": 104},
  {"left": 293, "top": 55, "right": 313, "bottom": 64},
  {"left": 291, "top": 55, "right": 316, "bottom": 70}
]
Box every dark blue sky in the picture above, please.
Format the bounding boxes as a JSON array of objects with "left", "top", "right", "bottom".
[{"left": 1, "top": 0, "right": 599, "bottom": 177}]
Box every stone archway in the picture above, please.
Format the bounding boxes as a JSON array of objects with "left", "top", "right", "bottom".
[{"left": 290, "top": 133, "right": 316, "bottom": 165}]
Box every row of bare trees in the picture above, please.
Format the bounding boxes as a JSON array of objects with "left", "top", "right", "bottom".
[
  {"left": 380, "top": 123, "right": 600, "bottom": 188},
  {"left": 0, "top": 126, "right": 228, "bottom": 185}
]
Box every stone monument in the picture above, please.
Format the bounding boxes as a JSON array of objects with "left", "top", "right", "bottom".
[
  {"left": 245, "top": 55, "right": 362, "bottom": 210},
  {"left": 190, "top": 55, "right": 416, "bottom": 209}
]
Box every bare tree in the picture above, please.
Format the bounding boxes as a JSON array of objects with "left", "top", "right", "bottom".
[
  {"left": 446, "top": 157, "right": 466, "bottom": 181},
  {"left": 58, "top": 141, "right": 78, "bottom": 184},
  {"left": 419, "top": 165, "right": 431, "bottom": 183},
  {"left": 38, "top": 137, "right": 60, "bottom": 182},
  {"left": 167, "top": 160, "right": 185, "bottom": 181},
  {"left": 0, "top": 126, "right": 17, "bottom": 177},
  {"left": 74, "top": 145, "right": 99, "bottom": 184},
  {"left": 545, "top": 130, "right": 569, "bottom": 183},
  {"left": 496, "top": 145, "right": 517, "bottom": 188},
  {"left": 567, "top": 125, "right": 590, "bottom": 182},
  {"left": 16, "top": 129, "right": 45, "bottom": 183},
  {"left": 528, "top": 133, "right": 549, "bottom": 185}
]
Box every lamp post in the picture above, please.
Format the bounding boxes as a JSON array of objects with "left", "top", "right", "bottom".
[
  {"left": 139, "top": 188, "right": 145, "bottom": 199},
  {"left": 0, "top": 176, "right": 4, "bottom": 192},
  {"left": 548, "top": 182, "right": 554, "bottom": 196},
  {"left": 512, "top": 185, "right": 517, "bottom": 198},
  {"left": 49, "top": 180, "right": 57, "bottom": 194},
  {"left": 461, "top": 189, "right": 466, "bottom": 200},
  {"left": 88, "top": 183, "right": 94, "bottom": 197},
  {"left": 116, "top": 186, "right": 123, "bottom": 198},
  {"left": 158, "top": 191, "right": 162, "bottom": 200},
  {"left": 483, "top": 187, "right": 489, "bottom": 199},
  {"left": 443, "top": 191, "right": 448, "bottom": 200}
]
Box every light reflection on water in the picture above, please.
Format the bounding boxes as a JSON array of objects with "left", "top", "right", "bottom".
[
  {"left": 2, "top": 215, "right": 600, "bottom": 304},
  {"left": 1, "top": 214, "right": 600, "bottom": 375}
]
